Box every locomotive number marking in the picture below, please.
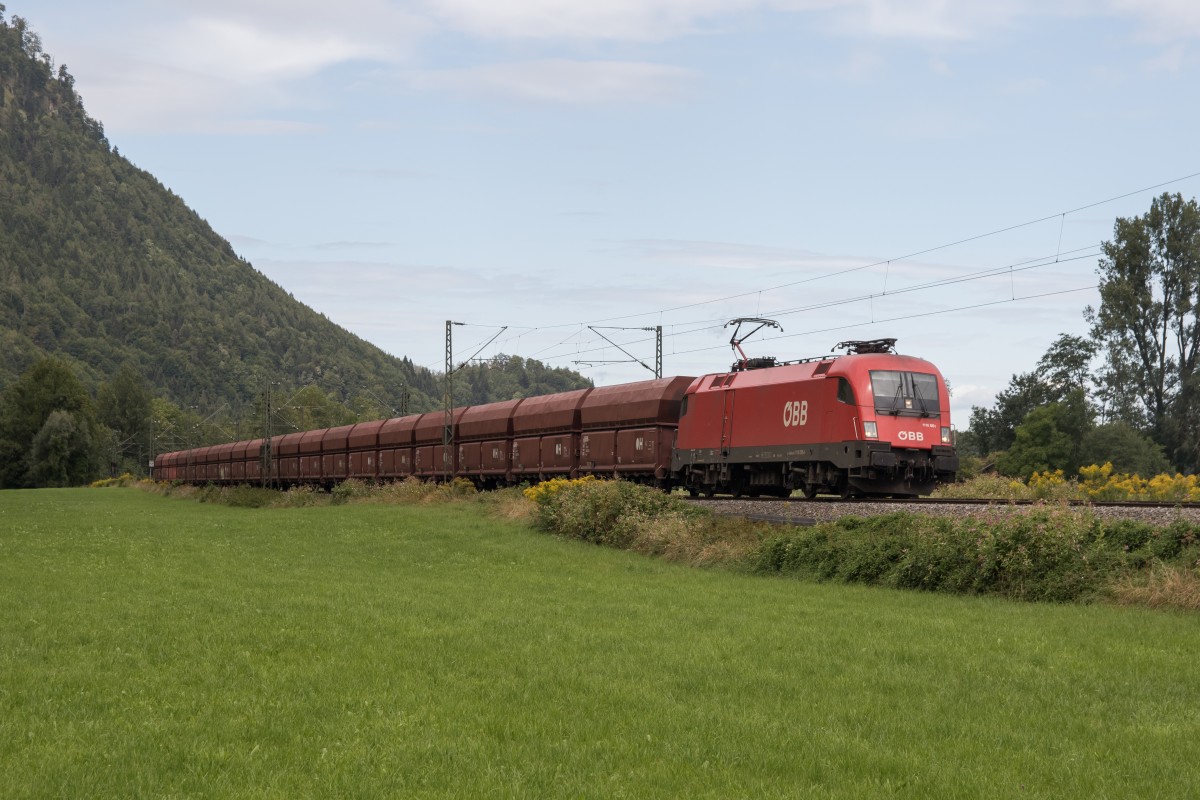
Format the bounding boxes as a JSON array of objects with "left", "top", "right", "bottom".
[
  {"left": 783, "top": 400, "right": 808, "bottom": 427},
  {"left": 897, "top": 430, "right": 925, "bottom": 442}
]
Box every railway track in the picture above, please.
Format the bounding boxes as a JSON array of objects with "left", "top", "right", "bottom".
[
  {"left": 685, "top": 495, "right": 1200, "bottom": 510},
  {"left": 683, "top": 495, "right": 1200, "bottom": 527}
]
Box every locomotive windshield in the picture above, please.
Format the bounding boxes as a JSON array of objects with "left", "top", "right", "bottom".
[{"left": 870, "top": 371, "right": 941, "bottom": 416}]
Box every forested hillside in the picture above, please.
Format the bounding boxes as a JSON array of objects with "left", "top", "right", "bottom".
[{"left": 0, "top": 10, "right": 589, "bottom": 481}]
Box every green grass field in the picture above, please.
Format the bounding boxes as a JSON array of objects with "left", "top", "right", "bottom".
[{"left": 2, "top": 489, "right": 1198, "bottom": 798}]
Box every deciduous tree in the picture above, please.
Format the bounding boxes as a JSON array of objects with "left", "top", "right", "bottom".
[
  {"left": 0, "top": 356, "right": 104, "bottom": 487},
  {"left": 997, "top": 389, "right": 1093, "bottom": 480},
  {"left": 27, "top": 409, "right": 98, "bottom": 487},
  {"left": 1091, "top": 192, "right": 1200, "bottom": 470},
  {"left": 967, "top": 333, "right": 1097, "bottom": 456}
]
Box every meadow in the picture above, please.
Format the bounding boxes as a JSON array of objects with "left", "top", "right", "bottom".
[{"left": 2, "top": 488, "right": 1198, "bottom": 798}]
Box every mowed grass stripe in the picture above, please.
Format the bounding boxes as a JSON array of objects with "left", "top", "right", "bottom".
[{"left": 1, "top": 489, "right": 1197, "bottom": 798}]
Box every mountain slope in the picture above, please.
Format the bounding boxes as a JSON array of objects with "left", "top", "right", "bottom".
[{"left": 0, "top": 11, "right": 589, "bottom": 420}]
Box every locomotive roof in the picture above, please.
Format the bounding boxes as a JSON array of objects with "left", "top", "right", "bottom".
[{"left": 688, "top": 351, "right": 944, "bottom": 393}]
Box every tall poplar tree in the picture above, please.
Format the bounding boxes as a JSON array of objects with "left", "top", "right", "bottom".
[{"left": 1092, "top": 192, "right": 1200, "bottom": 470}]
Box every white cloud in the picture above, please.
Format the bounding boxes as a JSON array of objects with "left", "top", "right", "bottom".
[
  {"left": 39, "top": 0, "right": 424, "bottom": 134},
  {"left": 845, "top": 0, "right": 975, "bottom": 40},
  {"left": 407, "top": 60, "right": 697, "bottom": 104},
  {"left": 422, "top": 0, "right": 1049, "bottom": 43},
  {"left": 422, "top": 0, "right": 764, "bottom": 42},
  {"left": 1108, "top": 0, "right": 1200, "bottom": 42},
  {"left": 152, "top": 18, "right": 381, "bottom": 84},
  {"left": 57, "top": 0, "right": 1182, "bottom": 136},
  {"left": 71, "top": 54, "right": 328, "bottom": 134},
  {"left": 805, "top": 0, "right": 1041, "bottom": 41}
]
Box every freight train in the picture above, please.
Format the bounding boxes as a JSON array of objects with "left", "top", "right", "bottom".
[{"left": 155, "top": 338, "right": 958, "bottom": 498}]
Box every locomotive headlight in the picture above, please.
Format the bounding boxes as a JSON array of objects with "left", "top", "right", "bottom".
[
  {"left": 941, "top": 427, "right": 952, "bottom": 445},
  {"left": 863, "top": 421, "right": 878, "bottom": 439}
]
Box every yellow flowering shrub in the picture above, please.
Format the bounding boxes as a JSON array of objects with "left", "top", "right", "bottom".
[
  {"left": 1075, "top": 462, "right": 1200, "bottom": 502},
  {"left": 1026, "top": 469, "right": 1074, "bottom": 501},
  {"left": 941, "top": 464, "right": 1200, "bottom": 502},
  {"left": 1146, "top": 472, "right": 1200, "bottom": 503},
  {"left": 523, "top": 475, "right": 598, "bottom": 505},
  {"left": 90, "top": 473, "right": 137, "bottom": 488}
]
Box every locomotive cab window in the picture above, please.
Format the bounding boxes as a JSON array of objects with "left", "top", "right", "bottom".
[
  {"left": 836, "top": 377, "right": 855, "bottom": 405},
  {"left": 870, "top": 371, "right": 941, "bottom": 416}
]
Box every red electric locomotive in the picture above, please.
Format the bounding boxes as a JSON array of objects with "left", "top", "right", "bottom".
[{"left": 672, "top": 337, "right": 958, "bottom": 498}]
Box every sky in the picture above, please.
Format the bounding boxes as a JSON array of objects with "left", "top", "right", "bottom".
[{"left": 16, "top": 1, "right": 1200, "bottom": 425}]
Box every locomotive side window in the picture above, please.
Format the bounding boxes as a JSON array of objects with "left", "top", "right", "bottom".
[
  {"left": 870, "top": 371, "right": 941, "bottom": 416},
  {"left": 836, "top": 377, "right": 855, "bottom": 405}
]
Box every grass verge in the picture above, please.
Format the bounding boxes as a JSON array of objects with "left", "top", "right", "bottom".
[{"left": 3, "top": 488, "right": 1200, "bottom": 798}]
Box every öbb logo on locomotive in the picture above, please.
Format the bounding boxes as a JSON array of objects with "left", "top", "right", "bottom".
[
  {"left": 782, "top": 400, "right": 808, "bottom": 427},
  {"left": 156, "top": 337, "right": 959, "bottom": 499}
]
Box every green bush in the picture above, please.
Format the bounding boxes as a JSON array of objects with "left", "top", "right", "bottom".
[
  {"left": 224, "top": 485, "right": 278, "bottom": 508},
  {"left": 1103, "top": 519, "right": 1158, "bottom": 552},
  {"left": 196, "top": 484, "right": 221, "bottom": 504},
  {"left": 755, "top": 510, "right": 1116, "bottom": 603},
  {"left": 932, "top": 473, "right": 1028, "bottom": 500},
  {"left": 331, "top": 478, "right": 371, "bottom": 505},
  {"left": 1154, "top": 520, "right": 1200, "bottom": 561},
  {"left": 529, "top": 478, "right": 701, "bottom": 548},
  {"left": 440, "top": 477, "right": 478, "bottom": 499},
  {"left": 276, "top": 485, "right": 325, "bottom": 507}
]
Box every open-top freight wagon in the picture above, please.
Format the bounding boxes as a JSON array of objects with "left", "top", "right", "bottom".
[{"left": 156, "top": 376, "right": 693, "bottom": 489}]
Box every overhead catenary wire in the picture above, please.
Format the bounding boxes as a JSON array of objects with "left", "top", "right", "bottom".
[
  {"left": 665, "top": 284, "right": 1101, "bottom": 360},
  {"left": 518, "top": 245, "right": 1104, "bottom": 365},
  {"left": 407, "top": 170, "right": 1197, "bottom": 376}
]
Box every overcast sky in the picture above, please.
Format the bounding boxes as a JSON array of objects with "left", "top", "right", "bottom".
[{"left": 17, "top": 1, "right": 1200, "bottom": 423}]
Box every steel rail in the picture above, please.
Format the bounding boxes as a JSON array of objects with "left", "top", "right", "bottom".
[{"left": 682, "top": 495, "right": 1200, "bottom": 510}]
